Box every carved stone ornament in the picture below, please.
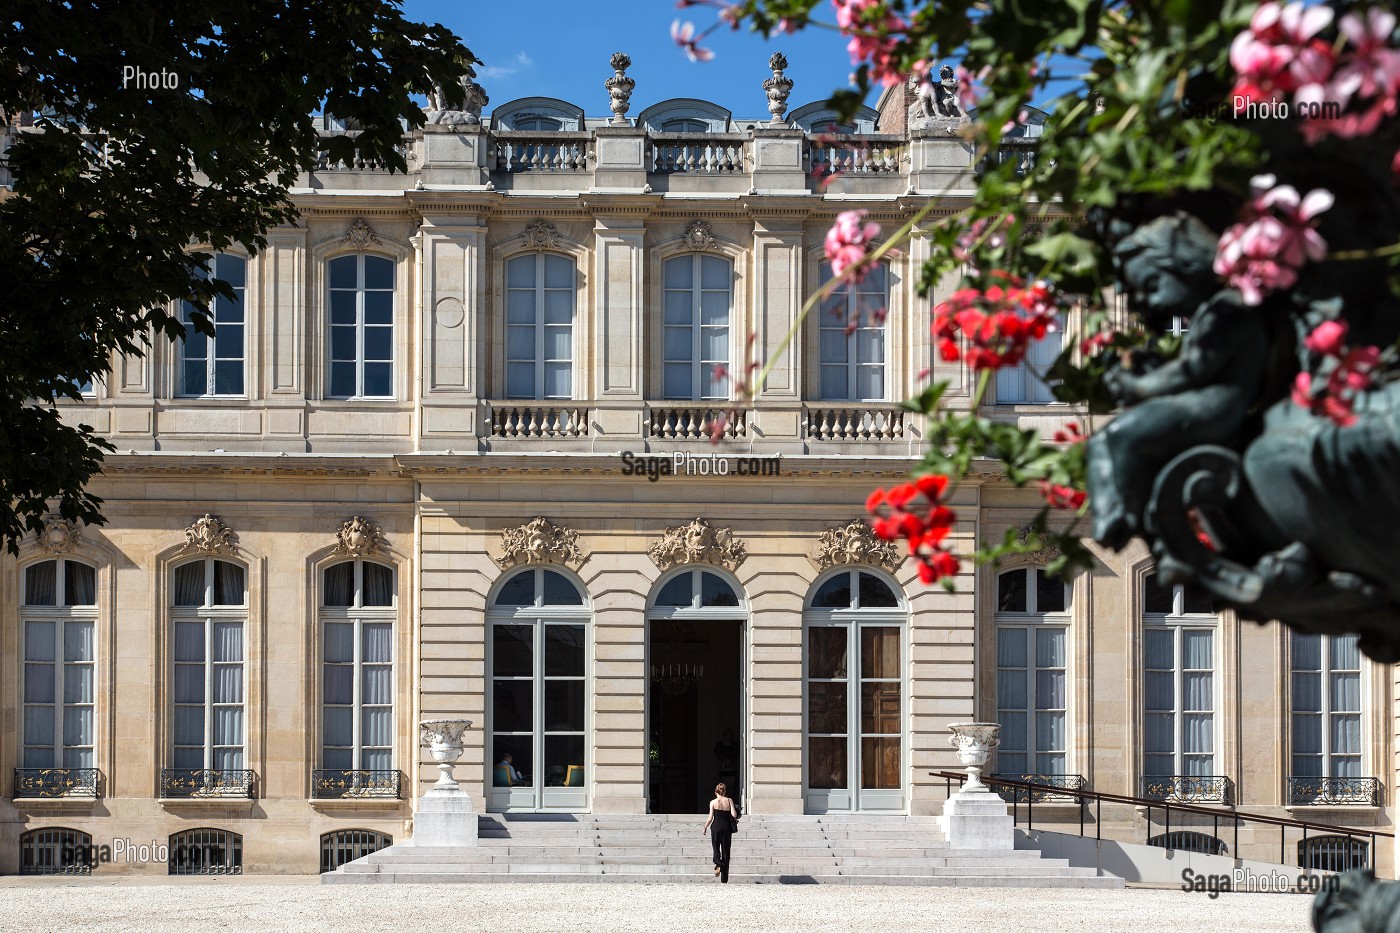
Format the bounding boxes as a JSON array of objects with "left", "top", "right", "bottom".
[
  {"left": 522, "top": 219, "right": 561, "bottom": 250},
  {"left": 35, "top": 516, "right": 82, "bottom": 555},
  {"left": 342, "top": 218, "right": 380, "bottom": 250},
  {"left": 649, "top": 518, "right": 747, "bottom": 571},
  {"left": 810, "top": 520, "right": 901, "bottom": 572},
  {"left": 1016, "top": 523, "right": 1062, "bottom": 564},
  {"left": 909, "top": 63, "right": 971, "bottom": 133},
  {"left": 604, "top": 52, "right": 635, "bottom": 126},
  {"left": 180, "top": 514, "right": 238, "bottom": 555},
  {"left": 426, "top": 64, "right": 488, "bottom": 127},
  {"left": 682, "top": 219, "right": 717, "bottom": 251},
  {"left": 763, "top": 52, "right": 794, "bottom": 125},
  {"left": 495, "top": 517, "right": 584, "bottom": 569},
  {"left": 334, "top": 516, "right": 388, "bottom": 558}
]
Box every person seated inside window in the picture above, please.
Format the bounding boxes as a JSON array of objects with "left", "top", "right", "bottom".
[{"left": 496, "top": 751, "right": 525, "bottom": 787}]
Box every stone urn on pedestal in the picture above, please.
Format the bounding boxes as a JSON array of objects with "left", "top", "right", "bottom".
[
  {"left": 405, "top": 718, "right": 478, "bottom": 847},
  {"left": 938, "top": 722, "right": 1013, "bottom": 850}
]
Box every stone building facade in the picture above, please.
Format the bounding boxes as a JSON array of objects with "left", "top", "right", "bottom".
[{"left": 0, "top": 64, "right": 1393, "bottom": 877}]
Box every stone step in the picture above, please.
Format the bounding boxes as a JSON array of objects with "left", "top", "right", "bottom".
[{"left": 324, "top": 869, "right": 1123, "bottom": 888}]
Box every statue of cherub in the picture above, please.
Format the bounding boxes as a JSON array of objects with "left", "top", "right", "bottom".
[{"left": 1086, "top": 213, "right": 1274, "bottom": 548}]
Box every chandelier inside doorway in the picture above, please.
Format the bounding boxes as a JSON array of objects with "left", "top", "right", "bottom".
[{"left": 651, "top": 662, "right": 704, "bottom": 696}]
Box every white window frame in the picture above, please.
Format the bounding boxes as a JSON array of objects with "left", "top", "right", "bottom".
[
  {"left": 20, "top": 559, "right": 97, "bottom": 772},
  {"left": 993, "top": 566, "right": 1070, "bottom": 777},
  {"left": 802, "top": 569, "right": 907, "bottom": 814},
  {"left": 504, "top": 253, "right": 575, "bottom": 400},
  {"left": 1290, "top": 632, "right": 1363, "bottom": 779},
  {"left": 662, "top": 254, "right": 732, "bottom": 401},
  {"left": 178, "top": 253, "right": 247, "bottom": 398},
  {"left": 995, "top": 329, "right": 1062, "bottom": 404},
  {"left": 486, "top": 567, "right": 591, "bottom": 813},
  {"left": 170, "top": 558, "right": 247, "bottom": 773},
  {"left": 817, "top": 261, "right": 887, "bottom": 402},
  {"left": 327, "top": 253, "right": 395, "bottom": 400},
  {"left": 320, "top": 560, "right": 396, "bottom": 773},
  {"left": 1142, "top": 577, "right": 1218, "bottom": 779}
]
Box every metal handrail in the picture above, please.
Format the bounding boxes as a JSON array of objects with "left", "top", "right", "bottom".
[{"left": 932, "top": 770, "right": 1391, "bottom": 872}]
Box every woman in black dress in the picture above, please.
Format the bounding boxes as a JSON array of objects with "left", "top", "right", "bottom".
[{"left": 701, "top": 782, "right": 738, "bottom": 882}]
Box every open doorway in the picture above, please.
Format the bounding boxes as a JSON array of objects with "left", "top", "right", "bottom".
[{"left": 647, "top": 617, "right": 743, "bottom": 814}]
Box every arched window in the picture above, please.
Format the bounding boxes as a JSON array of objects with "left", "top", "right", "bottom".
[
  {"left": 170, "top": 559, "right": 247, "bottom": 777},
  {"left": 20, "top": 559, "right": 97, "bottom": 780},
  {"left": 653, "top": 568, "right": 740, "bottom": 609},
  {"left": 804, "top": 569, "right": 906, "bottom": 813},
  {"left": 179, "top": 253, "right": 246, "bottom": 396},
  {"left": 168, "top": 828, "right": 242, "bottom": 875},
  {"left": 662, "top": 254, "right": 731, "bottom": 400},
  {"left": 661, "top": 118, "right": 708, "bottom": 133},
  {"left": 1299, "top": 835, "right": 1369, "bottom": 872},
  {"left": 19, "top": 828, "right": 92, "bottom": 875},
  {"left": 488, "top": 567, "right": 588, "bottom": 811},
  {"left": 994, "top": 567, "right": 1069, "bottom": 778},
  {"left": 1142, "top": 573, "right": 1219, "bottom": 794},
  {"left": 514, "top": 116, "right": 563, "bottom": 131},
  {"left": 505, "top": 253, "right": 574, "bottom": 399},
  {"left": 328, "top": 254, "right": 394, "bottom": 399},
  {"left": 320, "top": 829, "right": 392, "bottom": 873},
  {"left": 1291, "top": 632, "right": 1362, "bottom": 788},
  {"left": 320, "top": 560, "right": 396, "bottom": 793},
  {"left": 995, "top": 329, "right": 1061, "bottom": 404},
  {"left": 1148, "top": 831, "right": 1227, "bottom": 856},
  {"left": 817, "top": 260, "right": 887, "bottom": 401}
]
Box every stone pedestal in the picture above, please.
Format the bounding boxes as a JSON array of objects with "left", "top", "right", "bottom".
[
  {"left": 938, "top": 786, "right": 1015, "bottom": 850},
  {"left": 404, "top": 787, "right": 477, "bottom": 847}
]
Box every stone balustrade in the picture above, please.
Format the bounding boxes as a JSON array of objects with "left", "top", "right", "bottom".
[
  {"left": 805, "top": 405, "right": 906, "bottom": 441},
  {"left": 646, "top": 405, "right": 746, "bottom": 441},
  {"left": 488, "top": 403, "right": 590, "bottom": 439},
  {"left": 650, "top": 133, "right": 748, "bottom": 175},
  {"left": 491, "top": 131, "right": 592, "bottom": 173},
  {"left": 808, "top": 134, "right": 907, "bottom": 178}
]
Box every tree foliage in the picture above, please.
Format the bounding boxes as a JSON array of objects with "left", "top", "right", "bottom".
[{"left": 0, "top": 1, "right": 475, "bottom": 551}]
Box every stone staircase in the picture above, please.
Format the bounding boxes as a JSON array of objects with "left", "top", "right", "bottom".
[{"left": 323, "top": 813, "right": 1123, "bottom": 887}]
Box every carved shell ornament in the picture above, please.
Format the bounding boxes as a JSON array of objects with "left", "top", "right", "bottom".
[
  {"left": 180, "top": 514, "right": 239, "bottom": 555},
  {"left": 682, "top": 220, "right": 717, "bottom": 251},
  {"left": 649, "top": 518, "right": 747, "bottom": 571},
  {"left": 342, "top": 218, "right": 380, "bottom": 250},
  {"left": 334, "top": 516, "right": 388, "bottom": 557},
  {"left": 810, "top": 520, "right": 901, "bottom": 572},
  {"left": 36, "top": 516, "right": 82, "bottom": 555},
  {"left": 522, "top": 219, "right": 561, "bottom": 250},
  {"left": 1016, "top": 523, "right": 1062, "bottom": 563},
  {"left": 495, "top": 517, "right": 584, "bottom": 569}
]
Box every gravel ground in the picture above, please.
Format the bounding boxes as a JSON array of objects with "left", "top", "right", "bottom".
[{"left": 0, "top": 879, "right": 1313, "bottom": 932}]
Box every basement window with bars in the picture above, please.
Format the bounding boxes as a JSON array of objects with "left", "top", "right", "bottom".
[
  {"left": 168, "top": 828, "right": 242, "bottom": 875},
  {"left": 19, "top": 827, "right": 92, "bottom": 875},
  {"left": 319, "top": 829, "right": 392, "bottom": 873}
]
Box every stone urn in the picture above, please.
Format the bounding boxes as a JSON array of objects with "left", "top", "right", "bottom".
[
  {"left": 948, "top": 722, "right": 1001, "bottom": 792},
  {"left": 420, "top": 719, "right": 470, "bottom": 791}
]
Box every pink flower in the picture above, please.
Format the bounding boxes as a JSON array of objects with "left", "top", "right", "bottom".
[
  {"left": 833, "top": 0, "right": 908, "bottom": 86},
  {"left": 1229, "top": 2, "right": 1335, "bottom": 107},
  {"left": 1304, "top": 320, "right": 1349, "bottom": 356},
  {"left": 825, "top": 210, "right": 881, "bottom": 281},
  {"left": 1214, "top": 175, "right": 1332, "bottom": 305},
  {"left": 671, "top": 20, "right": 715, "bottom": 62},
  {"left": 1333, "top": 9, "right": 1400, "bottom": 104}
]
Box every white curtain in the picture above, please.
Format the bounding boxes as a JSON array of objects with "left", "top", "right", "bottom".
[
  {"left": 1331, "top": 714, "right": 1362, "bottom": 754},
  {"left": 64, "top": 562, "right": 96, "bottom": 606},
  {"left": 173, "top": 563, "right": 205, "bottom": 606},
  {"left": 1330, "top": 672, "right": 1360, "bottom": 712},
  {"left": 25, "top": 619, "right": 55, "bottom": 662},
  {"left": 1036, "top": 711, "right": 1066, "bottom": 752},
  {"left": 361, "top": 708, "right": 391, "bottom": 748},
  {"left": 1293, "top": 671, "right": 1322, "bottom": 711},
  {"left": 1143, "top": 629, "right": 1173, "bottom": 669},
  {"left": 23, "top": 661, "right": 55, "bottom": 704},
  {"left": 25, "top": 561, "right": 57, "bottom": 606},
  {"left": 174, "top": 621, "right": 204, "bottom": 663},
  {"left": 62, "top": 706, "right": 92, "bottom": 747},
  {"left": 1182, "top": 628, "right": 1213, "bottom": 668},
  {"left": 362, "top": 623, "right": 392, "bottom": 663},
  {"left": 1331, "top": 634, "right": 1361, "bottom": 670},
  {"left": 62, "top": 745, "right": 93, "bottom": 769},
  {"left": 361, "top": 665, "right": 391, "bottom": 706},
  {"left": 64, "top": 621, "right": 94, "bottom": 663},
  {"left": 212, "top": 622, "right": 243, "bottom": 663},
  {"left": 997, "top": 669, "right": 1027, "bottom": 710},
  {"left": 997, "top": 627, "right": 1027, "bottom": 668},
  {"left": 323, "top": 707, "right": 352, "bottom": 748},
  {"left": 324, "top": 622, "right": 354, "bottom": 663},
  {"left": 1183, "top": 714, "right": 1214, "bottom": 755},
  {"left": 1183, "top": 672, "right": 1213, "bottom": 711},
  {"left": 63, "top": 663, "right": 92, "bottom": 704},
  {"left": 213, "top": 706, "right": 243, "bottom": 747},
  {"left": 213, "top": 746, "right": 243, "bottom": 770},
  {"left": 1036, "top": 670, "right": 1066, "bottom": 710},
  {"left": 1035, "top": 627, "right": 1066, "bottom": 667},
  {"left": 22, "top": 707, "right": 54, "bottom": 753},
  {"left": 173, "top": 705, "right": 203, "bottom": 746},
  {"left": 213, "top": 665, "right": 242, "bottom": 704}
]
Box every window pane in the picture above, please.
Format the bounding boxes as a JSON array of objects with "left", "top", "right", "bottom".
[
  {"left": 1331, "top": 714, "right": 1361, "bottom": 755},
  {"left": 363, "top": 362, "right": 392, "bottom": 397},
  {"left": 663, "top": 291, "right": 691, "bottom": 326},
  {"left": 858, "top": 573, "right": 898, "bottom": 608},
  {"left": 544, "top": 735, "right": 585, "bottom": 787},
  {"left": 329, "top": 256, "right": 357, "bottom": 289},
  {"left": 183, "top": 360, "right": 208, "bottom": 396},
  {"left": 213, "top": 360, "right": 244, "bottom": 395},
  {"left": 860, "top": 682, "right": 900, "bottom": 734},
  {"left": 662, "top": 362, "right": 691, "bottom": 399},
  {"left": 173, "top": 706, "right": 204, "bottom": 747},
  {"left": 544, "top": 680, "right": 585, "bottom": 732},
  {"left": 997, "top": 669, "right": 1027, "bottom": 709},
  {"left": 543, "top": 289, "right": 572, "bottom": 325},
  {"left": 362, "top": 563, "right": 394, "bottom": 607},
  {"left": 1144, "top": 671, "right": 1174, "bottom": 711},
  {"left": 700, "top": 256, "right": 729, "bottom": 290},
  {"left": 64, "top": 620, "right": 94, "bottom": 662},
  {"left": 363, "top": 622, "right": 392, "bottom": 664},
  {"left": 664, "top": 256, "right": 692, "bottom": 290},
  {"left": 1331, "top": 672, "right": 1360, "bottom": 712},
  {"left": 506, "top": 326, "right": 535, "bottom": 361},
  {"left": 24, "top": 620, "right": 55, "bottom": 661},
  {"left": 699, "top": 573, "right": 738, "bottom": 607},
  {"left": 25, "top": 561, "right": 57, "bottom": 606},
  {"left": 1143, "top": 713, "right": 1174, "bottom": 754},
  {"left": 1181, "top": 587, "right": 1216, "bottom": 614},
  {"left": 1143, "top": 574, "right": 1173, "bottom": 614},
  {"left": 663, "top": 326, "right": 691, "bottom": 361},
  {"left": 492, "top": 625, "right": 533, "bottom": 677},
  {"left": 329, "top": 361, "right": 356, "bottom": 398},
  {"left": 1292, "top": 632, "right": 1322, "bottom": 671},
  {"left": 1036, "top": 570, "right": 1066, "bottom": 613},
  {"left": 1182, "top": 629, "right": 1213, "bottom": 669},
  {"left": 323, "top": 563, "right": 354, "bottom": 607},
  {"left": 860, "top": 736, "right": 900, "bottom": 789},
  {"left": 323, "top": 665, "right": 353, "bottom": 705},
  {"left": 1035, "top": 711, "right": 1066, "bottom": 752},
  {"left": 363, "top": 326, "right": 392, "bottom": 362},
  {"left": 997, "top": 571, "right": 1027, "bottom": 613},
  {"left": 328, "top": 290, "right": 356, "bottom": 326},
  {"left": 654, "top": 574, "right": 692, "bottom": 608},
  {"left": 507, "top": 255, "right": 536, "bottom": 289},
  {"left": 1331, "top": 635, "right": 1361, "bottom": 671},
  {"left": 808, "top": 736, "right": 847, "bottom": 789},
  {"left": 807, "top": 681, "right": 847, "bottom": 733},
  {"left": 1035, "top": 627, "right": 1066, "bottom": 668},
  {"left": 1143, "top": 628, "right": 1174, "bottom": 669},
  {"left": 1292, "top": 671, "right": 1322, "bottom": 712},
  {"left": 362, "top": 707, "right": 391, "bottom": 747},
  {"left": 545, "top": 625, "right": 585, "bottom": 677},
  {"left": 492, "top": 680, "right": 533, "bottom": 733},
  {"left": 174, "top": 621, "right": 204, "bottom": 662},
  {"left": 855, "top": 365, "right": 883, "bottom": 401},
  {"left": 999, "top": 711, "right": 1027, "bottom": 750},
  {"left": 542, "top": 570, "right": 583, "bottom": 606},
  {"left": 1036, "top": 669, "right": 1066, "bottom": 708},
  {"left": 363, "top": 291, "right": 392, "bottom": 326},
  {"left": 506, "top": 362, "right": 536, "bottom": 398},
  {"left": 813, "top": 574, "right": 852, "bottom": 609},
  {"left": 363, "top": 257, "right": 393, "bottom": 291},
  {"left": 330, "top": 325, "right": 356, "bottom": 361},
  {"left": 60, "top": 562, "right": 95, "bottom": 607},
  {"left": 860, "top": 627, "right": 899, "bottom": 679},
  {"left": 492, "top": 737, "right": 532, "bottom": 782},
  {"left": 543, "top": 255, "right": 572, "bottom": 289},
  {"left": 212, "top": 621, "right": 243, "bottom": 663},
  {"left": 63, "top": 663, "right": 93, "bottom": 704},
  {"left": 996, "top": 627, "right": 1027, "bottom": 669},
  {"left": 699, "top": 291, "right": 729, "bottom": 327},
  {"left": 819, "top": 365, "right": 848, "bottom": 401},
  {"left": 506, "top": 289, "right": 537, "bottom": 324},
  {"left": 213, "top": 561, "right": 245, "bottom": 606},
  {"left": 496, "top": 572, "right": 534, "bottom": 607},
  {"left": 809, "top": 627, "right": 848, "bottom": 679},
  {"left": 24, "top": 663, "right": 55, "bottom": 704},
  {"left": 543, "top": 363, "right": 571, "bottom": 398}
]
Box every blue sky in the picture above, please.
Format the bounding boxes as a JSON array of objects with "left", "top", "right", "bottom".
[{"left": 403, "top": 0, "right": 882, "bottom": 119}]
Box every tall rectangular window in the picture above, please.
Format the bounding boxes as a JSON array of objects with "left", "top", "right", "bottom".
[
  {"left": 1292, "top": 632, "right": 1362, "bottom": 778},
  {"left": 663, "top": 254, "right": 731, "bottom": 400},
  {"left": 322, "top": 560, "right": 396, "bottom": 772},
  {"left": 180, "top": 254, "right": 247, "bottom": 396},
  {"left": 995, "top": 330, "right": 1060, "bottom": 404},
  {"left": 995, "top": 568, "right": 1069, "bottom": 775},
  {"left": 505, "top": 254, "right": 574, "bottom": 399},
  {"left": 171, "top": 559, "right": 246, "bottom": 771},
  {"left": 328, "top": 254, "right": 394, "bottom": 399},
  {"left": 818, "top": 262, "right": 887, "bottom": 401},
  {"left": 21, "top": 560, "right": 96, "bottom": 770},
  {"left": 1142, "top": 575, "right": 1217, "bottom": 778}
]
